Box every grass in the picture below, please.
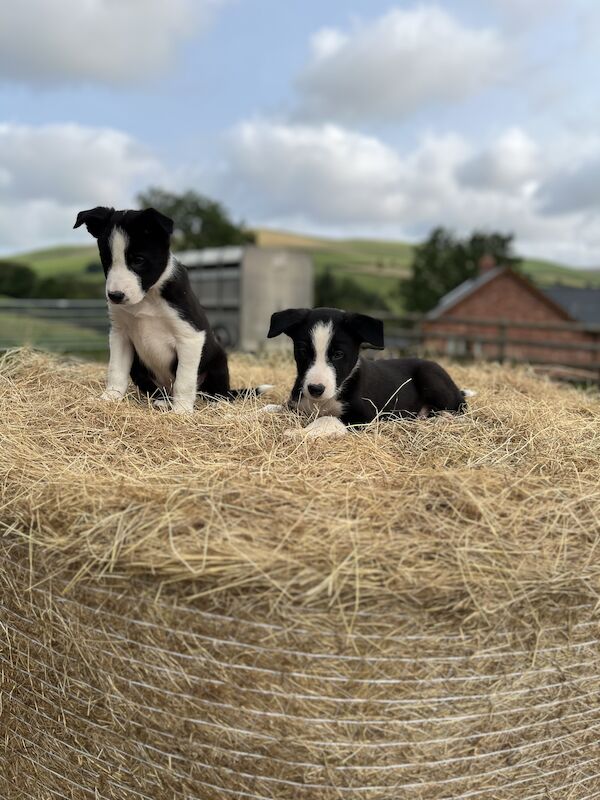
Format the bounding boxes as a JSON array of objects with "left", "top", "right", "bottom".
[
  {"left": 11, "top": 231, "right": 600, "bottom": 289},
  {"left": 0, "top": 312, "right": 107, "bottom": 353},
  {"left": 5, "top": 232, "right": 600, "bottom": 318},
  {"left": 255, "top": 227, "right": 600, "bottom": 289},
  {"left": 10, "top": 244, "right": 99, "bottom": 276}
]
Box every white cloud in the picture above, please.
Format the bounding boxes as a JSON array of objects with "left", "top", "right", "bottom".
[
  {"left": 296, "top": 6, "right": 508, "bottom": 122},
  {"left": 457, "top": 128, "right": 539, "bottom": 194},
  {"left": 0, "top": 0, "right": 221, "bottom": 87},
  {"left": 224, "top": 119, "right": 600, "bottom": 266},
  {"left": 0, "top": 123, "right": 165, "bottom": 251},
  {"left": 226, "top": 120, "right": 415, "bottom": 223},
  {"left": 3, "top": 117, "right": 600, "bottom": 267},
  {"left": 537, "top": 139, "right": 600, "bottom": 215}
]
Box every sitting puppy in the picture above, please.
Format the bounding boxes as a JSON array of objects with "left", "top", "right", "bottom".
[
  {"left": 75, "top": 206, "right": 270, "bottom": 413},
  {"left": 266, "top": 307, "right": 471, "bottom": 437}
]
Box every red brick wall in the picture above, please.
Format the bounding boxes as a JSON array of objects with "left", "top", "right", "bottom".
[{"left": 422, "top": 272, "right": 597, "bottom": 366}]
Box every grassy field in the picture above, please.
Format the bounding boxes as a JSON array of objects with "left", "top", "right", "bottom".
[
  {"left": 5, "top": 231, "right": 600, "bottom": 312},
  {"left": 11, "top": 245, "right": 99, "bottom": 276},
  {"left": 0, "top": 312, "right": 107, "bottom": 353},
  {"left": 255, "top": 228, "right": 600, "bottom": 288}
]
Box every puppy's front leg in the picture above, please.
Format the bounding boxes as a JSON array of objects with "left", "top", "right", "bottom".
[
  {"left": 101, "top": 327, "right": 133, "bottom": 401},
  {"left": 172, "top": 332, "right": 206, "bottom": 414}
]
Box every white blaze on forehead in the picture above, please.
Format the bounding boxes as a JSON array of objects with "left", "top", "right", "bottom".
[
  {"left": 105, "top": 226, "right": 145, "bottom": 304},
  {"left": 303, "top": 321, "right": 337, "bottom": 402},
  {"left": 110, "top": 227, "right": 128, "bottom": 268}
]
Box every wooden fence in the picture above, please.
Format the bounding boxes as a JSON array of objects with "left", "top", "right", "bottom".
[{"left": 381, "top": 311, "right": 600, "bottom": 381}]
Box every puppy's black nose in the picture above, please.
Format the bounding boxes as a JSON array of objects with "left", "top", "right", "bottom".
[
  {"left": 307, "top": 383, "right": 325, "bottom": 398},
  {"left": 108, "top": 291, "right": 125, "bottom": 304}
]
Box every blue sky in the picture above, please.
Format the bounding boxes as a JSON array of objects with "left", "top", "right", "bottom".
[{"left": 1, "top": 0, "right": 599, "bottom": 265}]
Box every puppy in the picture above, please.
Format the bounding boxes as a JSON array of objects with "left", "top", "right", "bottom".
[
  {"left": 74, "top": 206, "right": 270, "bottom": 413},
  {"left": 266, "top": 307, "right": 471, "bottom": 437}
]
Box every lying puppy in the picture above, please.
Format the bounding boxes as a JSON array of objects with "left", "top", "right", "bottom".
[
  {"left": 266, "top": 307, "right": 472, "bottom": 437},
  {"left": 75, "top": 206, "right": 270, "bottom": 413}
]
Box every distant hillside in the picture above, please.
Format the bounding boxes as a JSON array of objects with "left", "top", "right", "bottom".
[
  {"left": 11, "top": 245, "right": 99, "bottom": 276},
  {"left": 6, "top": 232, "right": 600, "bottom": 306},
  {"left": 255, "top": 228, "right": 600, "bottom": 289}
]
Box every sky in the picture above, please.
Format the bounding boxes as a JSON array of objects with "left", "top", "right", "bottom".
[{"left": 1, "top": 0, "right": 600, "bottom": 266}]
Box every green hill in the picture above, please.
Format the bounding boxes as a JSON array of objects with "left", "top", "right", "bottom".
[
  {"left": 256, "top": 228, "right": 600, "bottom": 287},
  {"left": 11, "top": 245, "right": 99, "bottom": 276},
  {"left": 6, "top": 232, "right": 600, "bottom": 306}
]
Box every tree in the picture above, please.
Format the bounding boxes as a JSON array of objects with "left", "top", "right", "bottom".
[
  {"left": 400, "top": 228, "right": 521, "bottom": 313},
  {"left": 315, "top": 266, "right": 383, "bottom": 311},
  {"left": 0, "top": 262, "right": 37, "bottom": 297},
  {"left": 30, "top": 274, "right": 103, "bottom": 300},
  {"left": 137, "top": 188, "right": 256, "bottom": 250}
]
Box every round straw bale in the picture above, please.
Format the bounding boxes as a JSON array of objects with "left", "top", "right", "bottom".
[{"left": 1, "top": 348, "right": 600, "bottom": 799}]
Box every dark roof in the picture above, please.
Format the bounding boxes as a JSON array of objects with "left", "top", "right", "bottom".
[{"left": 543, "top": 285, "right": 600, "bottom": 325}]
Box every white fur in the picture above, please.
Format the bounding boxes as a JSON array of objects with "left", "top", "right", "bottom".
[
  {"left": 106, "top": 228, "right": 145, "bottom": 305},
  {"left": 297, "top": 395, "right": 344, "bottom": 417},
  {"left": 172, "top": 329, "right": 206, "bottom": 413},
  {"left": 462, "top": 388, "right": 477, "bottom": 398},
  {"left": 303, "top": 322, "right": 336, "bottom": 399},
  {"left": 286, "top": 415, "right": 347, "bottom": 439},
  {"left": 257, "top": 384, "right": 274, "bottom": 395},
  {"left": 101, "top": 327, "right": 134, "bottom": 400},
  {"left": 260, "top": 403, "right": 284, "bottom": 413},
  {"left": 105, "top": 281, "right": 205, "bottom": 413}
]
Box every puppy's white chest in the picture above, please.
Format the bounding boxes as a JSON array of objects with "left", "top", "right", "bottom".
[
  {"left": 133, "top": 316, "right": 176, "bottom": 388},
  {"left": 112, "top": 300, "right": 178, "bottom": 389}
]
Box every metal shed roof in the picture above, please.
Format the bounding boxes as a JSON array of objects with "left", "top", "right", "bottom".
[{"left": 177, "top": 246, "right": 244, "bottom": 267}]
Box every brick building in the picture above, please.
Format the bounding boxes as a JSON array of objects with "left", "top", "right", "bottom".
[{"left": 422, "top": 258, "right": 600, "bottom": 369}]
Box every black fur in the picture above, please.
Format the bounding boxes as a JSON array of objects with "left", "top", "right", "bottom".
[
  {"left": 268, "top": 307, "right": 466, "bottom": 426},
  {"left": 75, "top": 206, "right": 261, "bottom": 402}
]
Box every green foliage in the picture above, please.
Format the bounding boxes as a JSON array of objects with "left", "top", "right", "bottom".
[
  {"left": 0, "top": 261, "right": 38, "bottom": 297},
  {"left": 85, "top": 260, "right": 103, "bottom": 274},
  {"left": 400, "top": 227, "right": 522, "bottom": 313},
  {"left": 12, "top": 246, "right": 98, "bottom": 277},
  {"left": 30, "top": 274, "right": 103, "bottom": 300},
  {"left": 137, "top": 187, "right": 256, "bottom": 250},
  {"left": 315, "top": 267, "right": 383, "bottom": 311}
]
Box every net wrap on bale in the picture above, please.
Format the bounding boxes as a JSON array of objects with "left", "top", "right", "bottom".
[{"left": 1, "top": 349, "right": 600, "bottom": 799}]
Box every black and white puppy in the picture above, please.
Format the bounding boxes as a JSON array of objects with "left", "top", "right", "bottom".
[
  {"left": 266, "top": 307, "right": 471, "bottom": 437},
  {"left": 74, "top": 206, "right": 270, "bottom": 413}
]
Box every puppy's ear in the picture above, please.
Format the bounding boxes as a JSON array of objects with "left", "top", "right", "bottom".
[
  {"left": 139, "top": 207, "right": 174, "bottom": 235},
  {"left": 73, "top": 206, "right": 114, "bottom": 238},
  {"left": 267, "top": 308, "right": 309, "bottom": 338},
  {"left": 345, "top": 312, "right": 385, "bottom": 349}
]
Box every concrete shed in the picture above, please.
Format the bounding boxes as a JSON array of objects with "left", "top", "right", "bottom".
[{"left": 176, "top": 245, "right": 313, "bottom": 351}]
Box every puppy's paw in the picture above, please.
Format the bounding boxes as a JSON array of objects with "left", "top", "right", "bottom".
[
  {"left": 260, "top": 404, "right": 285, "bottom": 414},
  {"left": 100, "top": 388, "right": 125, "bottom": 401},
  {"left": 153, "top": 398, "right": 171, "bottom": 411},
  {"left": 287, "top": 416, "right": 347, "bottom": 439},
  {"left": 172, "top": 401, "right": 194, "bottom": 415}
]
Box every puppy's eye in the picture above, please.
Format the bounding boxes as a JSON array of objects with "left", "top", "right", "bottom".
[
  {"left": 332, "top": 350, "right": 345, "bottom": 361},
  {"left": 130, "top": 255, "right": 145, "bottom": 268}
]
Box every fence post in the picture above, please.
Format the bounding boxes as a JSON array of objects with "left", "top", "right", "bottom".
[{"left": 498, "top": 320, "right": 508, "bottom": 363}]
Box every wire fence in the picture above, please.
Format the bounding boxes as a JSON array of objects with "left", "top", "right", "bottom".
[
  {"left": 1, "top": 300, "right": 599, "bottom": 381},
  {"left": 0, "top": 298, "right": 109, "bottom": 354}
]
